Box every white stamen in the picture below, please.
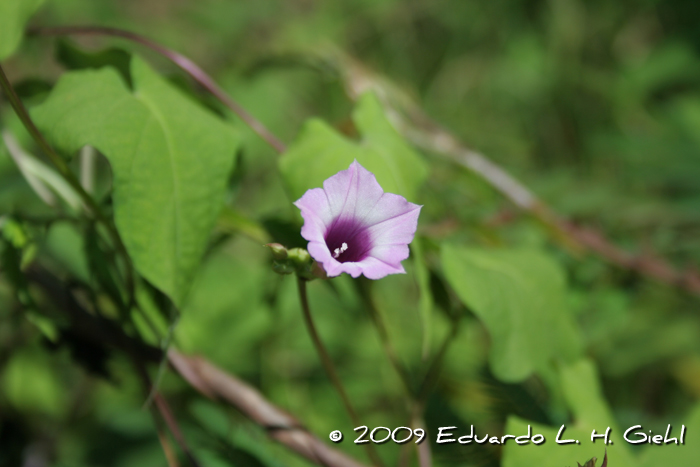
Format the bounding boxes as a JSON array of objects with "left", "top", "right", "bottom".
[{"left": 333, "top": 242, "right": 349, "bottom": 259}]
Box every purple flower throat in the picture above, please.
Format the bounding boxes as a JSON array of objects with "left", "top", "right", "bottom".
[{"left": 324, "top": 217, "right": 371, "bottom": 263}]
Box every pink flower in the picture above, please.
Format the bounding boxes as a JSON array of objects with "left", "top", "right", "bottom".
[{"left": 294, "top": 160, "right": 422, "bottom": 279}]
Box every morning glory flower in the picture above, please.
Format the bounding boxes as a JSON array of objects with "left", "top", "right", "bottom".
[{"left": 294, "top": 160, "right": 421, "bottom": 279}]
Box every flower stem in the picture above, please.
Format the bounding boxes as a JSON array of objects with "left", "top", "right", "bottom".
[
  {"left": 296, "top": 277, "right": 384, "bottom": 467},
  {"left": 416, "top": 319, "right": 459, "bottom": 406},
  {"left": 357, "top": 278, "right": 460, "bottom": 467},
  {"left": 356, "top": 278, "right": 414, "bottom": 398},
  {"left": 0, "top": 62, "right": 135, "bottom": 306}
]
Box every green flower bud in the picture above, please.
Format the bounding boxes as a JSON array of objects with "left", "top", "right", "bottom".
[
  {"left": 265, "top": 244, "right": 326, "bottom": 280},
  {"left": 264, "top": 243, "right": 288, "bottom": 260},
  {"left": 287, "top": 247, "right": 311, "bottom": 265}
]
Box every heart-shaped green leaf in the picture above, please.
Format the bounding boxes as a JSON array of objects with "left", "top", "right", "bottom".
[
  {"left": 502, "top": 360, "right": 635, "bottom": 467},
  {"left": 441, "top": 244, "right": 583, "bottom": 381},
  {"left": 279, "top": 91, "right": 428, "bottom": 202},
  {"left": 32, "top": 56, "right": 239, "bottom": 306}
]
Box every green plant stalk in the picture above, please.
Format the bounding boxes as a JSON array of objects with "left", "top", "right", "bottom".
[
  {"left": 405, "top": 323, "right": 458, "bottom": 467},
  {"left": 131, "top": 355, "right": 202, "bottom": 467},
  {"left": 296, "top": 277, "right": 384, "bottom": 467},
  {"left": 0, "top": 62, "right": 135, "bottom": 304},
  {"left": 356, "top": 278, "right": 415, "bottom": 399},
  {"left": 416, "top": 318, "right": 459, "bottom": 408},
  {"left": 358, "top": 278, "right": 460, "bottom": 467},
  {"left": 143, "top": 310, "right": 179, "bottom": 410}
]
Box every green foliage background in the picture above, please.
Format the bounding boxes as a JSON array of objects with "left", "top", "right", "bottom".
[{"left": 2, "top": 1, "right": 700, "bottom": 466}]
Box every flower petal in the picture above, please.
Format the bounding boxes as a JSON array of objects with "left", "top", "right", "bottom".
[
  {"left": 307, "top": 241, "right": 335, "bottom": 270},
  {"left": 367, "top": 244, "right": 410, "bottom": 269},
  {"left": 365, "top": 195, "right": 422, "bottom": 247},
  {"left": 294, "top": 187, "right": 332, "bottom": 243},
  {"left": 356, "top": 257, "right": 406, "bottom": 279},
  {"left": 323, "top": 160, "right": 384, "bottom": 224}
]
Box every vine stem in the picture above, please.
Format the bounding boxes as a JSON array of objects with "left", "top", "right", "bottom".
[
  {"left": 356, "top": 278, "right": 414, "bottom": 398},
  {"left": 296, "top": 278, "right": 384, "bottom": 467},
  {"left": 357, "top": 278, "right": 460, "bottom": 467},
  {"left": 28, "top": 26, "right": 287, "bottom": 154},
  {"left": 0, "top": 63, "right": 135, "bottom": 304},
  {"left": 132, "top": 358, "right": 202, "bottom": 467},
  {"left": 154, "top": 423, "right": 181, "bottom": 467},
  {"left": 416, "top": 319, "right": 459, "bottom": 406}
]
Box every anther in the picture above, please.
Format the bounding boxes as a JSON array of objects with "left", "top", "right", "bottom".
[{"left": 333, "top": 242, "right": 349, "bottom": 259}]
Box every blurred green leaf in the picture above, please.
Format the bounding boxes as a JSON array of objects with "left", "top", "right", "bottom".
[
  {"left": 1, "top": 242, "right": 59, "bottom": 342},
  {"left": 1, "top": 217, "right": 29, "bottom": 249},
  {"left": 177, "top": 250, "right": 269, "bottom": 371},
  {"left": 0, "top": 0, "right": 45, "bottom": 60},
  {"left": 190, "top": 400, "right": 231, "bottom": 438},
  {"left": 1, "top": 219, "right": 60, "bottom": 341},
  {"left": 639, "top": 403, "right": 700, "bottom": 467},
  {"left": 190, "top": 400, "right": 279, "bottom": 467},
  {"left": 503, "top": 359, "right": 635, "bottom": 467},
  {"left": 217, "top": 206, "right": 270, "bottom": 244},
  {"left": 2, "top": 347, "right": 67, "bottom": 417},
  {"left": 441, "top": 244, "right": 582, "bottom": 382},
  {"left": 559, "top": 360, "right": 622, "bottom": 432},
  {"left": 32, "top": 56, "right": 240, "bottom": 306},
  {"left": 44, "top": 221, "right": 90, "bottom": 282},
  {"left": 279, "top": 91, "right": 428, "bottom": 201}
]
